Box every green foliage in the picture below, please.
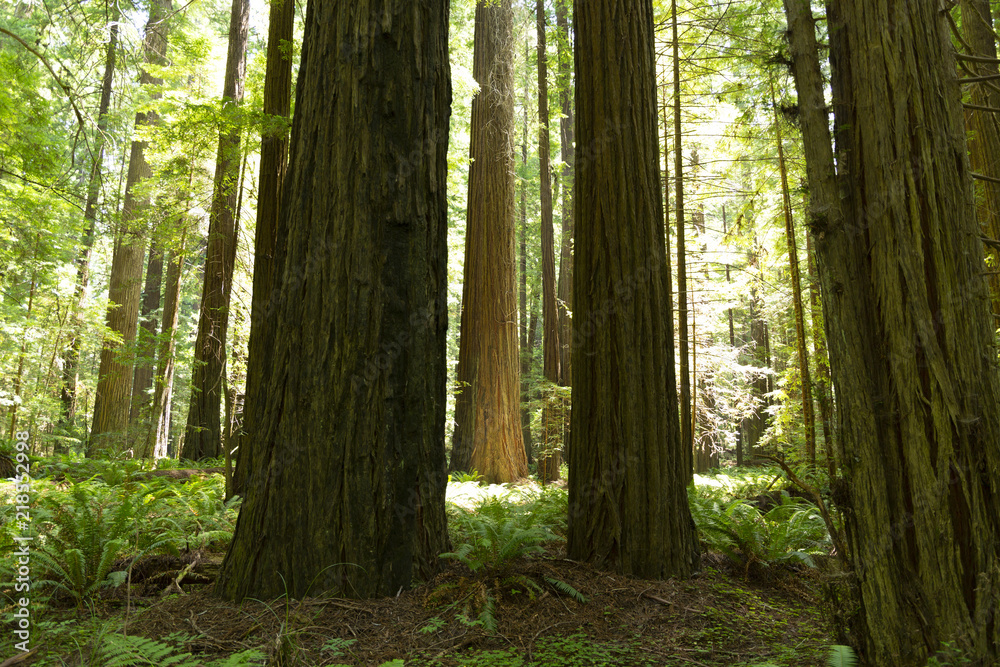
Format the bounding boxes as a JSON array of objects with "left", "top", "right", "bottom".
[
  {"left": 826, "top": 645, "right": 857, "bottom": 667},
  {"left": 688, "top": 485, "right": 831, "bottom": 574},
  {"left": 452, "top": 469, "right": 487, "bottom": 484},
  {"left": 95, "top": 632, "right": 264, "bottom": 667}
]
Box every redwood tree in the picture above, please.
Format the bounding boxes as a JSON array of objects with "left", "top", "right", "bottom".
[
  {"left": 567, "top": 0, "right": 699, "bottom": 579},
  {"left": 450, "top": 0, "right": 528, "bottom": 483},
  {"left": 89, "top": 0, "right": 171, "bottom": 453},
  {"left": 215, "top": 0, "right": 451, "bottom": 601},
  {"left": 182, "top": 0, "right": 250, "bottom": 460},
  {"left": 231, "top": 0, "right": 294, "bottom": 496},
  {"left": 785, "top": 0, "right": 1000, "bottom": 662}
]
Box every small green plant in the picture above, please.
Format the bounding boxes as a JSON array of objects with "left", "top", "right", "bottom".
[
  {"left": 94, "top": 632, "right": 265, "bottom": 666},
  {"left": 452, "top": 470, "right": 487, "bottom": 484},
  {"left": 320, "top": 637, "right": 357, "bottom": 659},
  {"left": 827, "top": 644, "right": 858, "bottom": 667},
  {"left": 418, "top": 616, "right": 447, "bottom": 634}
]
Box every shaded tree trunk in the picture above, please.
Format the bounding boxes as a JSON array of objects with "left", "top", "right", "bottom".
[
  {"left": 555, "top": 0, "right": 573, "bottom": 387},
  {"left": 215, "top": 0, "right": 451, "bottom": 601},
  {"left": 785, "top": 0, "right": 1000, "bottom": 662},
  {"left": 90, "top": 0, "right": 172, "bottom": 454},
  {"left": 518, "top": 25, "right": 534, "bottom": 466},
  {"left": 672, "top": 0, "right": 692, "bottom": 482},
  {"left": 567, "top": 0, "right": 699, "bottom": 579},
  {"left": 62, "top": 17, "right": 118, "bottom": 431},
  {"left": 536, "top": 0, "right": 561, "bottom": 484},
  {"left": 182, "top": 0, "right": 250, "bottom": 460},
  {"left": 130, "top": 240, "right": 163, "bottom": 428},
  {"left": 143, "top": 228, "right": 186, "bottom": 460},
  {"left": 960, "top": 0, "right": 1000, "bottom": 317},
  {"left": 231, "top": 0, "right": 294, "bottom": 496},
  {"left": 805, "top": 232, "right": 834, "bottom": 473},
  {"left": 450, "top": 0, "right": 528, "bottom": 483}
]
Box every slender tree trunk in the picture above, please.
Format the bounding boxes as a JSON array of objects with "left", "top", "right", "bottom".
[
  {"left": 567, "top": 0, "right": 699, "bottom": 579},
  {"left": 555, "top": 0, "right": 573, "bottom": 387},
  {"left": 8, "top": 239, "right": 38, "bottom": 439},
  {"left": 672, "top": 0, "right": 692, "bottom": 482},
  {"left": 960, "top": 0, "right": 1000, "bottom": 317},
  {"left": 215, "top": 0, "right": 451, "bottom": 601},
  {"left": 451, "top": 0, "right": 528, "bottom": 483},
  {"left": 537, "top": 0, "right": 562, "bottom": 484},
  {"left": 90, "top": 0, "right": 172, "bottom": 454},
  {"left": 62, "top": 18, "right": 118, "bottom": 430},
  {"left": 786, "top": 0, "right": 1000, "bottom": 662},
  {"left": 518, "top": 24, "right": 534, "bottom": 466},
  {"left": 130, "top": 239, "right": 163, "bottom": 431},
  {"left": 771, "top": 79, "right": 816, "bottom": 465},
  {"left": 231, "top": 0, "right": 294, "bottom": 496},
  {"left": 182, "top": 0, "right": 250, "bottom": 461},
  {"left": 722, "top": 207, "right": 742, "bottom": 466},
  {"left": 806, "top": 232, "right": 834, "bottom": 473},
  {"left": 143, "top": 228, "right": 186, "bottom": 460}
]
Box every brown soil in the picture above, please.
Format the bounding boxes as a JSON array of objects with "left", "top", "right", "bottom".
[{"left": 29, "top": 548, "right": 841, "bottom": 666}]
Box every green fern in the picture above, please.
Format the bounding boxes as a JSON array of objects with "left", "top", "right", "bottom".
[
  {"left": 97, "top": 634, "right": 197, "bottom": 667},
  {"left": 544, "top": 576, "right": 587, "bottom": 603},
  {"left": 826, "top": 644, "right": 857, "bottom": 667}
]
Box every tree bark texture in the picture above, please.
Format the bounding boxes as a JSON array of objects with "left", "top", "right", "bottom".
[
  {"left": 555, "top": 0, "right": 574, "bottom": 387},
  {"left": 450, "top": 0, "right": 528, "bottom": 483},
  {"left": 567, "top": 0, "right": 699, "bottom": 580},
  {"left": 786, "top": 0, "right": 1000, "bottom": 662},
  {"left": 215, "top": 0, "right": 452, "bottom": 601}
]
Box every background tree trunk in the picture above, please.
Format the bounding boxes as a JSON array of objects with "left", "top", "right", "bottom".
[
  {"left": 537, "top": 0, "right": 562, "bottom": 484},
  {"left": 62, "top": 17, "right": 118, "bottom": 431},
  {"left": 182, "top": 0, "right": 250, "bottom": 461},
  {"left": 787, "top": 0, "right": 1000, "bottom": 662},
  {"left": 130, "top": 240, "right": 163, "bottom": 429},
  {"left": 555, "top": 0, "right": 574, "bottom": 388},
  {"left": 215, "top": 0, "right": 452, "bottom": 602},
  {"left": 231, "top": 0, "right": 294, "bottom": 495},
  {"left": 567, "top": 0, "right": 699, "bottom": 579},
  {"left": 450, "top": 0, "right": 528, "bottom": 483},
  {"left": 90, "top": 0, "right": 171, "bottom": 453}
]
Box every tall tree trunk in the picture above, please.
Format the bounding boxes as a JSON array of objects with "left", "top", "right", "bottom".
[
  {"left": 537, "top": 0, "right": 562, "bottom": 484},
  {"left": 806, "top": 232, "right": 834, "bottom": 473},
  {"left": 786, "top": 0, "right": 1000, "bottom": 662},
  {"left": 7, "top": 237, "right": 39, "bottom": 439},
  {"left": 555, "top": 0, "right": 573, "bottom": 387},
  {"left": 215, "top": 0, "right": 451, "bottom": 601},
  {"left": 182, "top": 0, "right": 250, "bottom": 461},
  {"left": 90, "top": 0, "right": 172, "bottom": 454},
  {"left": 672, "top": 0, "right": 692, "bottom": 482},
  {"left": 567, "top": 0, "right": 699, "bottom": 579},
  {"left": 231, "top": 0, "right": 294, "bottom": 496},
  {"left": 450, "top": 0, "right": 528, "bottom": 483},
  {"left": 62, "top": 17, "right": 118, "bottom": 430},
  {"left": 519, "top": 49, "right": 533, "bottom": 464},
  {"left": 130, "top": 240, "right": 163, "bottom": 430},
  {"left": 722, "top": 206, "right": 742, "bottom": 466},
  {"left": 143, "top": 228, "right": 186, "bottom": 460},
  {"left": 771, "top": 79, "right": 816, "bottom": 465},
  {"left": 960, "top": 0, "right": 1000, "bottom": 317}
]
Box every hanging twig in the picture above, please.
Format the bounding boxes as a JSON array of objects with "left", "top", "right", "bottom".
[{"left": 0, "top": 27, "right": 85, "bottom": 129}]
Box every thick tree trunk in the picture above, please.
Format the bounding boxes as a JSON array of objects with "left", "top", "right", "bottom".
[
  {"left": 806, "top": 232, "right": 834, "bottom": 473},
  {"left": 537, "top": 0, "right": 562, "bottom": 484},
  {"left": 90, "top": 0, "right": 171, "bottom": 453},
  {"left": 519, "top": 66, "right": 534, "bottom": 464},
  {"left": 771, "top": 79, "right": 816, "bottom": 465},
  {"left": 450, "top": 0, "right": 528, "bottom": 483},
  {"left": 182, "top": 0, "right": 250, "bottom": 461},
  {"left": 671, "top": 0, "right": 692, "bottom": 482},
  {"left": 62, "top": 18, "right": 118, "bottom": 430},
  {"left": 960, "top": 0, "right": 1000, "bottom": 317},
  {"left": 567, "top": 0, "right": 699, "bottom": 579},
  {"left": 215, "top": 0, "right": 451, "bottom": 601},
  {"left": 230, "top": 0, "right": 294, "bottom": 496},
  {"left": 786, "top": 0, "right": 1000, "bottom": 662}
]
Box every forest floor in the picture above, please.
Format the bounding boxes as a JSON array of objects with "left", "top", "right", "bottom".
[{"left": 33, "top": 545, "right": 843, "bottom": 667}]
